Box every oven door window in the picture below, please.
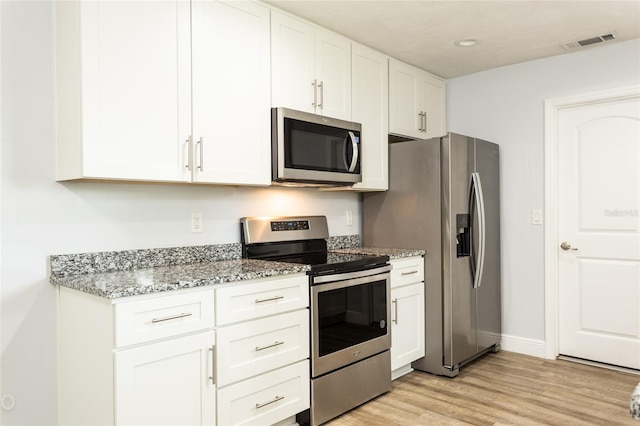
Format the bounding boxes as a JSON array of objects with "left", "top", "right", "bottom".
[
  {"left": 284, "top": 118, "right": 361, "bottom": 174},
  {"left": 317, "top": 279, "right": 387, "bottom": 357}
]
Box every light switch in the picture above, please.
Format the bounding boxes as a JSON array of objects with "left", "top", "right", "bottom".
[{"left": 532, "top": 209, "right": 543, "bottom": 225}]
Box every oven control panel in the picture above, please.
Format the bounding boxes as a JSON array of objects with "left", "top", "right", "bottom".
[
  {"left": 271, "top": 220, "right": 310, "bottom": 232},
  {"left": 241, "top": 216, "right": 329, "bottom": 244}
]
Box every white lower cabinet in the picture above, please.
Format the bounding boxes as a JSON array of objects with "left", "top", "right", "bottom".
[
  {"left": 217, "top": 360, "right": 310, "bottom": 426},
  {"left": 58, "top": 286, "right": 216, "bottom": 425},
  {"left": 214, "top": 274, "right": 310, "bottom": 426},
  {"left": 58, "top": 274, "right": 310, "bottom": 426},
  {"left": 115, "top": 331, "right": 216, "bottom": 425},
  {"left": 390, "top": 257, "right": 425, "bottom": 379}
]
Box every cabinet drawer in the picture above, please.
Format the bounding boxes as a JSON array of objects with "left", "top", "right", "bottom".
[
  {"left": 215, "top": 275, "right": 309, "bottom": 325},
  {"left": 217, "top": 360, "right": 310, "bottom": 426},
  {"left": 216, "top": 310, "right": 309, "bottom": 387},
  {"left": 115, "top": 289, "right": 214, "bottom": 347},
  {"left": 390, "top": 256, "right": 424, "bottom": 288}
]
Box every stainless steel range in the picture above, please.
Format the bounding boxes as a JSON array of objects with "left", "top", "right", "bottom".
[{"left": 241, "top": 216, "right": 392, "bottom": 425}]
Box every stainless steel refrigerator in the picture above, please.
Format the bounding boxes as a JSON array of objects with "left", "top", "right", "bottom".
[{"left": 363, "top": 133, "right": 501, "bottom": 377}]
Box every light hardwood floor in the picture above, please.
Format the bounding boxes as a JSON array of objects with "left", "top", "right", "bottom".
[{"left": 326, "top": 351, "right": 639, "bottom": 425}]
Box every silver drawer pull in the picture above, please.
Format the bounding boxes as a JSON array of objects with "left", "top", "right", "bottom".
[
  {"left": 401, "top": 270, "right": 418, "bottom": 276},
  {"left": 255, "top": 295, "right": 284, "bottom": 304},
  {"left": 255, "top": 341, "right": 284, "bottom": 352},
  {"left": 151, "top": 312, "right": 192, "bottom": 323},
  {"left": 255, "top": 395, "right": 284, "bottom": 409}
]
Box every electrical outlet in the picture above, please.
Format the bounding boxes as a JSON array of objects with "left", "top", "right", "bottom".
[
  {"left": 191, "top": 212, "right": 203, "bottom": 233},
  {"left": 346, "top": 210, "right": 353, "bottom": 226}
]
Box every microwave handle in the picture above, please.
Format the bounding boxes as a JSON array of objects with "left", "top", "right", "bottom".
[{"left": 346, "top": 131, "right": 359, "bottom": 172}]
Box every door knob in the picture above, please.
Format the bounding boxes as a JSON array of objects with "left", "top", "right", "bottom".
[{"left": 560, "top": 241, "right": 578, "bottom": 251}]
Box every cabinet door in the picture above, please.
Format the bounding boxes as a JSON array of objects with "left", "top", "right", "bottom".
[
  {"left": 191, "top": 0, "right": 271, "bottom": 185},
  {"left": 420, "top": 73, "right": 446, "bottom": 139},
  {"left": 351, "top": 43, "right": 389, "bottom": 191},
  {"left": 270, "top": 10, "right": 316, "bottom": 114},
  {"left": 389, "top": 59, "right": 423, "bottom": 139},
  {"left": 391, "top": 282, "right": 425, "bottom": 372},
  {"left": 56, "top": 1, "right": 192, "bottom": 182},
  {"left": 389, "top": 59, "right": 446, "bottom": 140},
  {"left": 115, "top": 331, "right": 215, "bottom": 425},
  {"left": 314, "top": 28, "right": 351, "bottom": 120}
]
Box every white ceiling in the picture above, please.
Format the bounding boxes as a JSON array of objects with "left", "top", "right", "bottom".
[{"left": 263, "top": 0, "right": 640, "bottom": 78}]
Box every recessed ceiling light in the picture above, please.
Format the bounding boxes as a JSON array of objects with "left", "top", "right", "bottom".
[{"left": 455, "top": 38, "right": 479, "bottom": 47}]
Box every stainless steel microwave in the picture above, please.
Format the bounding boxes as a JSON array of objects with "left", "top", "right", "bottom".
[{"left": 271, "top": 107, "right": 362, "bottom": 186}]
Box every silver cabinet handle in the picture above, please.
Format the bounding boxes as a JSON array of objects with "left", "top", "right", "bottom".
[
  {"left": 196, "top": 137, "right": 204, "bottom": 171},
  {"left": 318, "top": 81, "right": 324, "bottom": 109},
  {"left": 418, "top": 111, "right": 427, "bottom": 132},
  {"left": 208, "top": 346, "right": 215, "bottom": 385},
  {"left": 560, "top": 242, "right": 578, "bottom": 251},
  {"left": 312, "top": 79, "right": 317, "bottom": 108},
  {"left": 255, "top": 341, "right": 284, "bottom": 351},
  {"left": 184, "top": 136, "right": 192, "bottom": 170},
  {"left": 401, "top": 270, "right": 418, "bottom": 276},
  {"left": 392, "top": 299, "right": 398, "bottom": 324},
  {"left": 255, "top": 295, "right": 284, "bottom": 304},
  {"left": 151, "top": 312, "right": 192, "bottom": 323},
  {"left": 256, "top": 395, "right": 284, "bottom": 409}
]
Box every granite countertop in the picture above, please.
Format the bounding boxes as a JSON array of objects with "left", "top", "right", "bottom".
[
  {"left": 49, "top": 239, "right": 422, "bottom": 300},
  {"left": 50, "top": 258, "right": 310, "bottom": 299},
  {"left": 331, "top": 247, "right": 425, "bottom": 259}
]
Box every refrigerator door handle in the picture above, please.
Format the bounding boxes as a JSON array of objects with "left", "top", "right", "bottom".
[{"left": 470, "top": 172, "right": 486, "bottom": 289}]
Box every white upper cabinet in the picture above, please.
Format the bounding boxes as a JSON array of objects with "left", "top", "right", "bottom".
[
  {"left": 55, "top": 0, "right": 271, "bottom": 186},
  {"left": 389, "top": 59, "right": 446, "bottom": 140},
  {"left": 271, "top": 10, "right": 351, "bottom": 120},
  {"left": 55, "top": 0, "right": 192, "bottom": 182},
  {"left": 322, "top": 42, "right": 389, "bottom": 192},
  {"left": 350, "top": 43, "right": 389, "bottom": 191},
  {"left": 191, "top": 0, "right": 271, "bottom": 185}
]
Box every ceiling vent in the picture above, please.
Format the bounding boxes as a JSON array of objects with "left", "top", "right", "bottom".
[{"left": 560, "top": 32, "right": 618, "bottom": 50}]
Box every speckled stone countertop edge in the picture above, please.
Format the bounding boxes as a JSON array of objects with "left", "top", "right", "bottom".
[
  {"left": 50, "top": 258, "right": 311, "bottom": 299},
  {"left": 49, "top": 237, "right": 424, "bottom": 300},
  {"left": 331, "top": 247, "right": 425, "bottom": 259}
]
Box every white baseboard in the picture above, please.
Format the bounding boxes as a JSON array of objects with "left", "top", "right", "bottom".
[{"left": 499, "top": 334, "right": 548, "bottom": 359}]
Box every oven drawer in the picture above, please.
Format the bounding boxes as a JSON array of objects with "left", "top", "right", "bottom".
[
  {"left": 217, "top": 360, "right": 310, "bottom": 426},
  {"left": 390, "top": 256, "right": 424, "bottom": 289},
  {"left": 114, "top": 289, "right": 214, "bottom": 347},
  {"left": 215, "top": 274, "right": 308, "bottom": 325},
  {"left": 216, "top": 309, "right": 309, "bottom": 387}
]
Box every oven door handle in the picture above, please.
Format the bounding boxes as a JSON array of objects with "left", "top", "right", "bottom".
[{"left": 312, "top": 264, "right": 391, "bottom": 285}]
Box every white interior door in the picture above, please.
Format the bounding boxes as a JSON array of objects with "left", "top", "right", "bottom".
[{"left": 557, "top": 94, "right": 640, "bottom": 369}]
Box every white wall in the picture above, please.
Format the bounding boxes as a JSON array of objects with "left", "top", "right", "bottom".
[
  {"left": 0, "top": 2, "right": 360, "bottom": 424},
  {"left": 447, "top": 38, "right": 640, "bottom": 355}
]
